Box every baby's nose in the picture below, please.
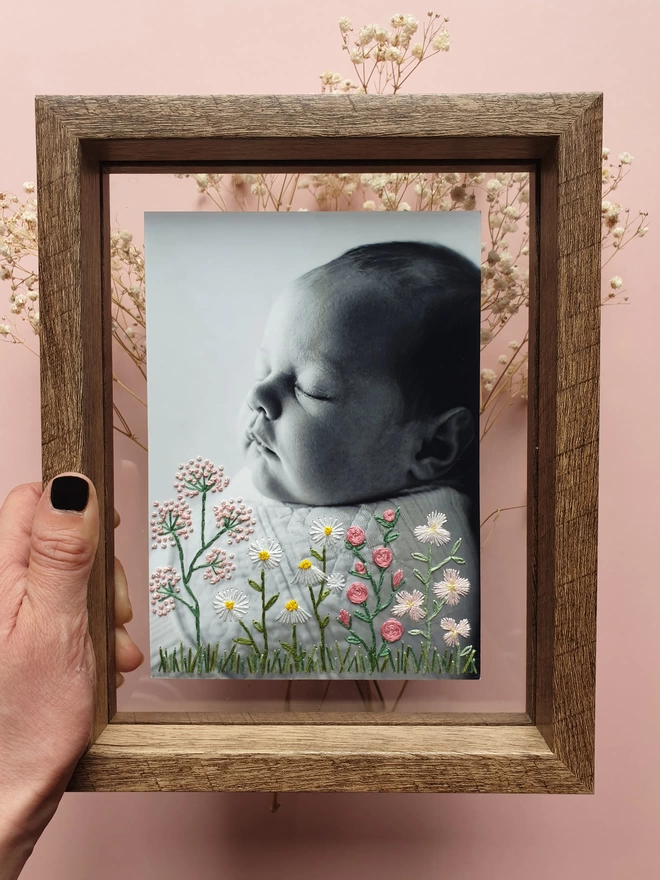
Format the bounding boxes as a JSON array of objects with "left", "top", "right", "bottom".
[{"left": 247, "top": 376, "right": 282, "bottom": 420}]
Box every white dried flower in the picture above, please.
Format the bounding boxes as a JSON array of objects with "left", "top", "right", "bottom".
[
  {"left": 362, "top": 200, "right": 376, "bottom": 211},
  {"left": 23, "top": 182, "right": 35, "bottom": 193},
  {"left": 609, "top": 276, "right": 623, "bottom": 289},
  {"left": 339, "top": 16, "right": 352, "bottom": 33},
  {"left": 602, "top": 147, "right": 610, "bottom": 160},
  {"left": 618, "top": 152, "right": 633, "bottom": 165},
  {"left": 639, "top": 226, "right": 648, "bottom": 237},
  {"left": 411, "top": 42, "right": 424, "bottom": 59},
  {"left": 350, "top": 50, "right": 365, "bottom": 64},
  {"left": 397, "top": 202, "right": 411, "bottom": 211},
  {"left": 486, "top": 179, "right": 503, "bottom": 193},
  {"left": 431, "top": 29, "right": 451, "bottom": 51},
  {"left": 480, "top": 328, "right": 493, "bottom": 345},
  {"left": 0, "top": 324, "right": 11, "bottom": 336},
  {"left": 612, "top": 226, "right": 625, "bottom": 238}
]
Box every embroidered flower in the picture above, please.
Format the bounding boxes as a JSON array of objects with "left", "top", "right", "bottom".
[
  {"left": 293, "top": 558, "right": 327, "bottom": 586},
  {"left": 213, "top": 588, "right": 250, "bottom": 622},
  {"left": 276, "top": 599, "right": 312, "bottom": 625},
  {"left": 392, "top": 589, "right": 426, "bottom": 621},
  {"left": 248, "top": 537, "right": 283, "bottom": 569},
  {"left": 346, "top": 582, "right": 369, "bottom": 604},
  {"left": 433, "top": 569, "right": 470, "bottom": 606},
  {"left": 441, "top": 617, "right": 471, "bottom": 647},
  {"left": 353, "top": 560, "right": 367, "bottom": 575},
  {"left": 382, "top": 509, "right": 396, "bottom": 522},
  {"left": 372, "top": 546, "right": 393, "bottom": 569},
  {"left": 380, "top": 618, "right": 404, "bottom": 643},
  {"left": 338, "top": 608, "right": 351, "bottom": 627},
  {"left": 149, "top": 565, "right": 180, "bottom": 616},
  {"left": 413, "top": 511, "right": 450, "bottom": 546},
  {"left": 345, "top": 526, "right": 366, "bottom": 547},
  {"left": 326, "top": 573, "right": 346, "bottom": 594},
  {"left": 203, "top": 547, "right": 236, "bottom": 584},
  {"left": 310, "top": 517, "right": 344, "bottom": 546},
  {"left": 392, "top": 569, "right": 404, "bottom": 588}
]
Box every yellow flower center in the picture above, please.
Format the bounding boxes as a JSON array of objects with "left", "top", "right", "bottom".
[
  {"left": 285, "top": 599, "right": 299, "bottom": 612},
  {"left": 447, "top": 583, "right": 456, "bottom": 592},
  {"left": 324, "top": 525, "right": 333, "bottom": 536},
  {"left": 258, "top": 550, "right": 270, "bottom": 561},
  {"left": 298, "top": 559, "right": 312, "bottom": 570},
  {"left": 224, "top": 600, "right": 235, "bottom": 610}
]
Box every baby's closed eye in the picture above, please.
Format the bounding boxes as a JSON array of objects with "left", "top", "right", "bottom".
[{"left": 294, "top": 381, "right": 334, "bottom": 402}]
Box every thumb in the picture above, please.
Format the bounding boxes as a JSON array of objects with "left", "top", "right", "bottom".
[{"left": 27, "top": 473, "right": 99, "bottom": 618}]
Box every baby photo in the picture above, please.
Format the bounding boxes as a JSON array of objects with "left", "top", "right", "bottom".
[{"left": 145, "top": 211, "right": 481, "bottom": 680}]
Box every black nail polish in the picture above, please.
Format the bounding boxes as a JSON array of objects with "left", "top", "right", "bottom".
[{"left": 51, "top": 476, "right": 89, "bottom": 512}]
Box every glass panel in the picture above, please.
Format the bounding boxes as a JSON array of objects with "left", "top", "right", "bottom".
[{"left": 110, "top": 170, "right": 529, "bottom": 714}]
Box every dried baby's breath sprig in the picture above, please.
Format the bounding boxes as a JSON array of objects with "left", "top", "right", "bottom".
[{"left": 324, "top": 10, "right": 451, "bottom": 95}]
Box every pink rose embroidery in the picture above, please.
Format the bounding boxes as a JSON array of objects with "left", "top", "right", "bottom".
[
  {"left": 354, "top": 560, "right": 366, "bottom": 574},
  {"left": 383, "top": 509, "right": 396, "bottom": 522},
  {"left": 392, "top": 569, "right": 404, "bottom": 588},
  {"left": 346, "top": 582, "right": 369, "bottom": 604},
  {"left": 338, "top": 608, "right": 350, "bottom": 626},
  {"left": 346, "top": 526, "right": 366, "bottom": 547},
  {"left": 380, "top": 618, "right": 404, "bottom": 643},
  {"left": 372, "top": 546, "right": 393, "bottom": 569}
]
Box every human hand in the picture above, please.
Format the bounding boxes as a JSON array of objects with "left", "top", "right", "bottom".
[{"left": 0, "top": 474, "right": 143, "bottom": 879}]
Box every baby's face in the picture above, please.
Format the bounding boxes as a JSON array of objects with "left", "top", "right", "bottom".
[{"left": 237, "top": 280, "right": 419, "bottom": 506}]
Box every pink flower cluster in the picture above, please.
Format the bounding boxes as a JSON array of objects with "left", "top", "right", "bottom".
[
  {"left": 213, "top": 498, "right": 256, "bottom": 545},
  {"left": 174, "top": 456, "right": 231, "bottom": 499},
  {"left": 338, "top": 608, "right": 351, "bottom": 627},
  {"left": 345, "top": 526, "right": 366, "bottom": 547},
  {"left": 372, "top": 546, "right": 393, "bottom": 569},
  {"left": 203, "top": 547, "right": 236, "bottom": 584},
  {"left": 382, "top": 509, "right": 396, "bottom": 522},
  {"left": 346, "top": 582, "right": 369, "bottom": 604},
  {"left": 150, "top": 500, "right": 194, "bottom": 548},
  {"left": 380, "top": 618, "right": 404, "bottom": 643},
  {"left": 149, "top": 565, "right": 181, "bottom": 616}
]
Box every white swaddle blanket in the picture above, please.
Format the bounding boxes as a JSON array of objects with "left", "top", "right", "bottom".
[{"left": 149, "top": 469, "right": 480, "bottom": 679}]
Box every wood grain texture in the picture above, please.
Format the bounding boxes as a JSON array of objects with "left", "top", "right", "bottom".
[
  {"left": 533, "top": 96, "right": 602, "bottom": 791},
  {"left": 35, "top": 93, "right": 602, "bottom": 793},
  {"left": 68, "top": 724, "right": 589, "bottom": 793},
  {"left": 111, "top": 712, "right": 532, "bottom": 726},
  {"left": 36, "top": 105, "right": 115, "bottom": 743}
]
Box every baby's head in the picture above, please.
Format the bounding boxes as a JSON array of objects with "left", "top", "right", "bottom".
[{"left": 238, "top": 240, "right": 480, "bottom": 506}]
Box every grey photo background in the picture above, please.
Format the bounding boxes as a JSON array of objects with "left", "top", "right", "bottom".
[
  {"left": 145, "top": 211, "right": 481, "bottom": 676},
  {"left": 145, "top": 210, "right": 482, "bottom": 501}
]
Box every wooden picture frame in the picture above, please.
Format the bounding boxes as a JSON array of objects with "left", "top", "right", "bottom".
[{"left": 36, "top": 93, "right": 601, "bottom": 794}]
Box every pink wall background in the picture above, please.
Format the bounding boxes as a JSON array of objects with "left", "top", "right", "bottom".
[{"left": 1, "top": 0, "right": 658, "bottom": 876}]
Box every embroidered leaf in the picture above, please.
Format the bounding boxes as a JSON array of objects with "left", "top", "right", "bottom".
[
  {"left": 378, "top": 643, "right": 391, "bottom": 659},
  {"left": 345, "top": 634, "right": 363, "bottom": 646},
  {"left": 318, "top": 589, "right": 331, "bottom": 603},
  {"left": 374, "top": 515, "right": 387, "bottom": 527},
  {"left": 279, "top": 641, "right": 294, "bottom": 654},
  {"left": 384, "top": 531, "right": 400, "bottom": 543},
  {"left": 460, "top": 644, "right": 474, "bottom": 656},
  {"left": 264, "top": 593, "right": 280, "bottom": 611},
  {"left": 410, "top": 552, "right": 428, "bottom": 562},
  {"left": 453, "top": 556, "right": 466, "bottom": 565},
  {"left": 248, "top": 579, "right": 263, "bottom": 593},
  {"left": 233, "top": 637, "right": 253, "bottom": 646},
  {"left": 408, "top": 628, "right": 424, "bottom": 636},
  {"left": 320, "top": 615, "right": 330, "bottom": 629},
  {"left": 451, "top": 537, "right": 463, "bottom": 555},
  {"left": 353, "top": 610, "right": 370, "bottom": 622},
  {"left": 413, "top": 568, "right": 427, "bottom": 584},
  {"left": 252, "top": 621, "right": 264, "bottom": 634},
  {"left": 310, "top": 548, "right": 324, "bottom": 562}
]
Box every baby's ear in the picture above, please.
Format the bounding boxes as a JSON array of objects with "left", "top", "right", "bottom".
[{"left": 409, "top": 407, "right": 475, "bottom": 483}]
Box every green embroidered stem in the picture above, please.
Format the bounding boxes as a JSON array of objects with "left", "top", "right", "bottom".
[
  {"left": 173, "top": 532, "right": 201, "bottom": 648},
  {"left": 308, "top": 546, "right": 330, "bottom": 672},
  {"left": 201, "top": 489, "right": 206, "bottom": 548},
  {"left": 237, "top": 620, "right": 260, "bottom": 655},
  {"left": 292, "top": 624, "right": 299, "bottom": 673},
  {"left": 260, "top": 569, "right": 268, "bottom": 674}
]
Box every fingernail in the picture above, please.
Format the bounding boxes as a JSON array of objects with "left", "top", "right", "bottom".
[{"left": 51, "top": 475, "right": 90, "bottom": 512}]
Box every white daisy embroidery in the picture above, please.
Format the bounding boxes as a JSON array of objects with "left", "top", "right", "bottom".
[
  {"left": 276, "top": 599, "right": 312, "bottom": 625},
  {"left": 310, "top": 517, "right": 345, "bottom": 546},
  {"left": 293, "top": 558, "right": 327, "bottom": 586},
  {"left": 326, "top": 573, "right": 346, "bottom": 594},
  {"left": 440, "top": 617, "right": 471, "bottom": 647},
  {"left": 391, "top": 589, "right": 426, "bottom": 621},
  {"left": 433, "top": 569, "right": 470, "bottom": 606},
  {"left": 413, "top": 511, "right": 451, "bottom": 546},
  {"left": 213, "top": 588, "right": 250, "bottom": 622},
  {"left": 248, "top": 537, "right": 283, "bottom": 569}
]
